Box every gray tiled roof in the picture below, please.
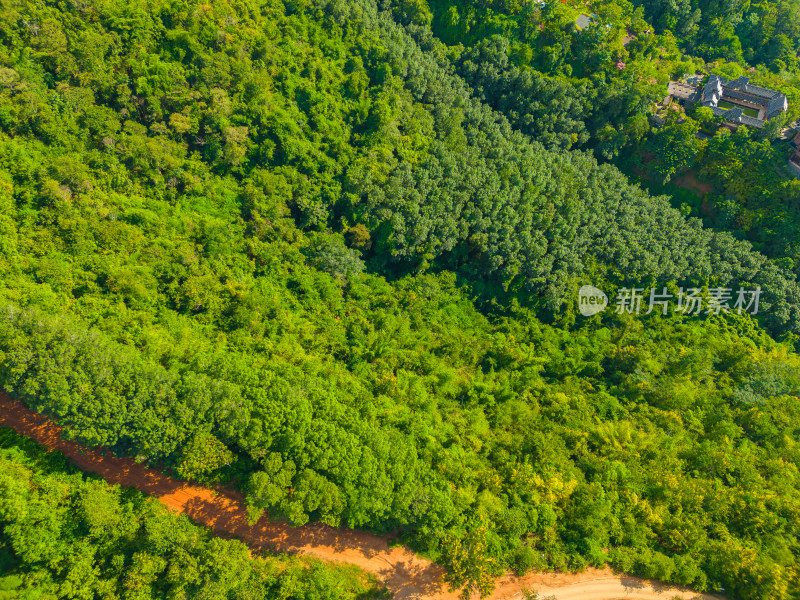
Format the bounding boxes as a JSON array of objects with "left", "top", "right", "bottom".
[
  {"left": 699, "top": 74, "right": 786, "bottom": 124},
  {"left": 745, "top": 84, "right": 783, "bottom": 99},
  {"left": 667, "top": 82, "right": 700, "bottom": 101},
  {"left": 724, "top": 89, "right": 759, "bottom": 102},
  {"left": 740, "top": 115, "right": 765, "bottom": 128},
  {"left": 766, "top": 95, "right": 788, "bottom": 119},
  {"left": 725, "top": 107, "right": 744, "bottom": 120},
  {"left": 702, "top": 75, "right": 723, "bottom": 104},
  {"left": 710, "top": 106, "right": 765, "bottom": 128},
  {"left": 724, "top": 76, "right": 778, "bottom": 99},
  {"left": 726, "top": 75, "right": 751, "bottom": 90}
]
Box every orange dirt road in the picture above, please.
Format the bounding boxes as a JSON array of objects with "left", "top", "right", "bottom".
[{"left": 0, "top": 391, "right": 721, "bottom": 600}]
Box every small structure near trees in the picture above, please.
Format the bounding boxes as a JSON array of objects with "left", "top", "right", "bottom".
[{"left": 665, "top": 74, "right": 788, "bottom": 130}]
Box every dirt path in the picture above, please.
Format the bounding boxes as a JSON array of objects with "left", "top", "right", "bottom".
[
  {"left": 0, "top": 392, "right": 721, "bottom": 600},
  {"left": 671, "top": 170, "right": 714, "bottom": 197}
]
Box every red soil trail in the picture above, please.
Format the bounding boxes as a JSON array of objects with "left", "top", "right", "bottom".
[
  {"left": 0, "top": 391, "right": 721, "bottom": 600},
  {"left": 672, "top": 170, "right": 714, "bottom": 197}
]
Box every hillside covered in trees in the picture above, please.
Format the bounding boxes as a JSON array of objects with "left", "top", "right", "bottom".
[
  {"left": 0, "top": 425, "right": 387, "bottom": 599},
  {"left": 0, "top": 0, "right": 799, "bottom": 599},
  {"left": 423, "top": 0, "right": 800, "bottom": 270}
]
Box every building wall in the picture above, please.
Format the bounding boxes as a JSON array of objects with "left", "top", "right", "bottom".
[{"left": 789, "top": 154, "right": 800, "bottom": 179}]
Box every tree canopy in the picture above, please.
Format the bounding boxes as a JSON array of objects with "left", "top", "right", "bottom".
[{"left": 0, "top": 0, "right": 799, "bottom": 598}]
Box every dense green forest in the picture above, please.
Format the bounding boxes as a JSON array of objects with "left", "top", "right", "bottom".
[
  {"left": 629, "top": 0, "right": 800, "bottom": 66},
  {"left": 0, "top": 426, "right": 386, "bottom": 599},
  {"left": 0, "top": 0, "right": 799, "bottom": 599},
  {"left": 420, "top": 0, "right": 800, "bottom": 268}
]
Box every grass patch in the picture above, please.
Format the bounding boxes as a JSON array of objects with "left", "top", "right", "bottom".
[{"left": 717, "top": 100, "right": 760, "bottom": 118}]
